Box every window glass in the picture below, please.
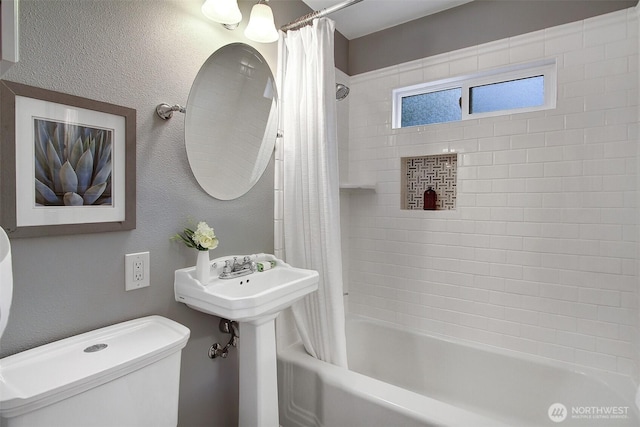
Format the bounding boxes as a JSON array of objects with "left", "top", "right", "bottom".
[
  {"left": 469, "top": 75, "right": 544, "bottom": 114},
  {"left": 401, "top": 87, "right": 462, "bottom": 127}
]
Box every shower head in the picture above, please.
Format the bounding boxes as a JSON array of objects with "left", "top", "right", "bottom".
[{"left": 336, "top": 83, "right": 350, "bottom": 101}]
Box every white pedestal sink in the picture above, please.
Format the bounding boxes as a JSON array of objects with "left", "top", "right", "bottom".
[{"left": 174, "top": 254, "right": 318, "bottom": 427}]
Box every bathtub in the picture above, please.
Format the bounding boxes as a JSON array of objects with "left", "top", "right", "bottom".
[{"left": 278, "top": 315, "right": 640, "bottom": 427}]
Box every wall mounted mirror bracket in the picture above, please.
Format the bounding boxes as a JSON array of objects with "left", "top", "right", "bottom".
[{"left": 156, "top": 103, "right": 186, "bottom": 120}]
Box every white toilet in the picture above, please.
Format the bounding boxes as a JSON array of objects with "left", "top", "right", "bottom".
[{"left": 0, "top": 229, "right": 191, "bottom": 427}]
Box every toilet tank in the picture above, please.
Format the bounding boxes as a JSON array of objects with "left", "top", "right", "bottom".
[{"left": 0, "top": 315, "right": 190, "bottom": 427}]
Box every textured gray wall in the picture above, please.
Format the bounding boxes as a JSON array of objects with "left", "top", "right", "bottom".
[
  {"left": 348, "top": 0, "right": 638, "bottom": 75},
  {"left": 0, "top": 0, "right": 302, "bottom": 425}
]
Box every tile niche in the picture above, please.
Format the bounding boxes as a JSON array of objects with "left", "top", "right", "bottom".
[{"left": 401, "top": 154, "right": 457, "bottom": 210}]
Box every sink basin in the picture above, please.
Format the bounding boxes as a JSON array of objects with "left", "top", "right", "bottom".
[{"left": 174, "top": 254, "right": 318, "bottom": 322}]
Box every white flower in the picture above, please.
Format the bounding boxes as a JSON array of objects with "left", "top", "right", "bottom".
[
  {"left": 192, "top": 221, "right": 218, "bottom": 250},
  {"left": 173, "top": 220, "right": 220, "bottom": 251}
]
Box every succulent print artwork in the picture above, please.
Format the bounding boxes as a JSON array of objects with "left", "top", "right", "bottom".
[{"left": 34, "top": 118, "right": 113, "bottom": 207}]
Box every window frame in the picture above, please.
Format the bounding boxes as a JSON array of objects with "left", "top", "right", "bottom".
[{"left": 392, "top": 59, "right": 557, "bottom": 129}]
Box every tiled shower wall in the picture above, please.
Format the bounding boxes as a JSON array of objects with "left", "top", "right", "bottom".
[{"left": 345, "top": 7, "right": 640, "bottom": 378}]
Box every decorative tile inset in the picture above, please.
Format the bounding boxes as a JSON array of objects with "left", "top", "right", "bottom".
[{"left": 402, "top": 154, "right": 457, "bottom": 210}]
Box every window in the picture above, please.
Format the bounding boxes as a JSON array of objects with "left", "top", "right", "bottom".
[
  {"left": 402, "top": 88, "right": 461, "bottom": 127},
  {"left": 392, "top": 59, "right": 556, "bottom": 128}
]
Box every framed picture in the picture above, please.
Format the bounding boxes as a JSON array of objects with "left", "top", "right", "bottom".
[{"left": 0, "top": 80, "right": 136, "bottom": 237}]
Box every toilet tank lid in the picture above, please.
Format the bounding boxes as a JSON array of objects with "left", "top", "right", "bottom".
[{"left": 0, "top": 315, "right": 190, "bottom": 418}]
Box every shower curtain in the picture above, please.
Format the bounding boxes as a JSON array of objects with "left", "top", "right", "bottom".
[{"left": 279, "top": 18, "right": 348, "bottom": 368}]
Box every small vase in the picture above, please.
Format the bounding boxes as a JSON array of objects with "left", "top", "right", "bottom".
[{"left": 195, "top": 250, "right": 210, "bottom": 284}]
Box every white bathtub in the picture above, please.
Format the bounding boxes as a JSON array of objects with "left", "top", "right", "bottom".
[{"left": 278, "top": 315, "right": 640, "bottom": 427}]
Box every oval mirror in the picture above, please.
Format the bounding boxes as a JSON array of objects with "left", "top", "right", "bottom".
[{"left": 185, "top": 43, "right": 278, "bottom": 200}]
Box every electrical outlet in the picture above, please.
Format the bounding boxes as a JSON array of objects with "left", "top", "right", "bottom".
[{"left": 125, "top": 252, "right": 150, "bottom": 291}]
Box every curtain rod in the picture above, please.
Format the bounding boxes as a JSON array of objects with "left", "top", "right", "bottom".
[{"left": 280, "top": 0, "right": 364, "bottom": 32}]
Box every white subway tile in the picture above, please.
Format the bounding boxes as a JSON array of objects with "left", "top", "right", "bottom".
[
  {"left": 565, "top": 111, "right": 606, "bottom": 129},
  {"left": 508, "top": 193, "right": 543, "bottom": 207},
  {"left": 584, "top": 15, "right": 629, "bottom": 47},
  {"left": 449, "top": 55, "right": 478, "bottom": 75},
  {"left": 477, "top": 136, "right": 509, "bottom": 152},
  {"left": 563, "top": 143, "right": 603, "bottom": 161},
  {"left": 539, "top": 343, "right": 576, "bottom": 363},
  {"left": 526, "top": 177, "right": 564, "bottom": 192},
  {"left": 494, "top": 119, "right": 529, "bottom": 136},
  {"left": 557, "top": 331, "right": 596, "bottom": 351},
  {"left": 506, "top": 222, "right": 543, "bottom": 237},
  {"left": 477, "top": 165, "right": 510, "bottom": 179},
  {"left": 494, "top": 149, "right": 527, "bottom": 165},
  {"left": 475, "top": 248, "right": 507, "bottom": 263},
  {"left": 541, "top": 253, "right": 580, "bottom": 270},
  {"left": 606, "top": 71, "right": 638, "bottom": 92},
  {"left": 544, "top": 161, "right": 583, "bottom": 177},
  {"left": 598, "top": 306, "right": 637, "bottom": 325},
  {"left": 605, "top": 106, "right": 638, "bottom": 125},
  {"left": 545, "top": 31, "right": 583, "bottom": 55},
  {"left": 595, "top": 337, "right": 635, "bottom": 358},
  {"left": 490, "top": 207, "right": 524, "bottom": 222},
  {"left": 345, "top": 9, "right": 639, "bottom": 376},
  {"left": 561, "top": 176, "right": 603, "bottom": 192},
  {"left": 489, "top": 263, "right": 524, "bottom": 279},
  {"left": 491, "top": 178, "right": 528, "bottom": 193},
  {"left": 585, "top": 57, "right": 628, "bottom": 79},
  {"left": 579, "top": 288, "right": 621, "bottom": 307},
  {"left": 505, "top": 279, "right": 540, "bottom": 296},
  {"left": 539, "top": 312, "right": 577, "bottom": 332},
  {"left": 539, "top": 283, "right": 578, "bottom": 301},
  {"left": 527, "top": 146, "right": 564, "bottom": 163},
  {"left": 576, "top": 319, "right": 619, "bottom": 339},
  {"left": 583, "top": 158, "right": 627, "bottom": 176},
  {"left": 479, "top": 48, "right": 510, "bottom": 69},
  {"left": 564, "top": 45, "right": 605, "bottom": 67},
  {"left": 527, "top": 115, "right": 565, "bottom": 133},
  {"left": 461, "top": 152, "right": 493, "bottom": 166},
  {"left": 509, "top": 41, "right": 545, "bottom": 63},
  {"left": 575, "top": 349, "right": 617, "bottom": 371},
  {"left": 605, "top": 37, "right": 637, "bottom": 59},
  {"left": 563, "top": 78, "right": 605, "bottom": 99},
  {"left": 511, "top": 133, "right": 546, "bottom": 149}
]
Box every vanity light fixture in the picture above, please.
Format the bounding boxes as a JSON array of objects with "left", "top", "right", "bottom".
[
  {"left": 201, "top": 0, "right": 242, "bottom": 29},
  {"left": 244, "top": 0, "right": 279, "bottom": 43}
]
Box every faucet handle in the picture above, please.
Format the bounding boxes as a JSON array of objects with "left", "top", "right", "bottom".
[{"left": 223, "top": 260, "right": 233, "bottom": 274}]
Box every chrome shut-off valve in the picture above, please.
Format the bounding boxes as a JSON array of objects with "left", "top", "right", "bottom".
[{"left": 208, "top": 318, "right": 239, "bottom": 359}]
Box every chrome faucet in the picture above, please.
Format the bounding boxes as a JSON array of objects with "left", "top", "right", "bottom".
[{"left": 219, "top": 256, "right": 256, "bottom": 279}]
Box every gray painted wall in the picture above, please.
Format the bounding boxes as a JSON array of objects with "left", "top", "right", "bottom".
[
  {"left": 0, "top": 1, "right": 307, "bottom": 425},
  {"left": 348, "top": 0, "right": 638, "bottom": 75}
]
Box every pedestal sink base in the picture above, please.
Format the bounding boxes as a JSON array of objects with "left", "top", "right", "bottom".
[{"left": 239, "top": 315, "right": 279, "bottom": 427}]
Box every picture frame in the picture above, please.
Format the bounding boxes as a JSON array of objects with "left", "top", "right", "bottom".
[{"left": 0, "top": 80, "right": 136, "bottom": 238}]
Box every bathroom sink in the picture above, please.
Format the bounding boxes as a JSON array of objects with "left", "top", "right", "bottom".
[
  {"left": 175, "top": 254, "right": 318, "bottom": 427},
  {"left": 174, "top": 254, "right": 318, "bottom": 322}
]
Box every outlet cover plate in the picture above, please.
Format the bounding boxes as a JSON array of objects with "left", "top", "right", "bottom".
[{"left": 125, "top": 252, "right": 150, "bottom": 291}]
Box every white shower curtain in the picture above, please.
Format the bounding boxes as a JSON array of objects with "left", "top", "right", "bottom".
[{"left": 280, "top": 18, "right": 348, "bottom": 368}]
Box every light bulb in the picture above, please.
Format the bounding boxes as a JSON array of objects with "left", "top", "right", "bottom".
[
  {"left": 201, "top": 0, "right": 242, "bottom": 25},
  {"left": 244, "top": 3, "right": 279, "bottom": 43}
]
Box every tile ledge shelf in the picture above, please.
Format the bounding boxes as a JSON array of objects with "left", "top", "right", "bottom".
[{"left": 339, "top": 182, "right": 377, "bottom": 192}]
